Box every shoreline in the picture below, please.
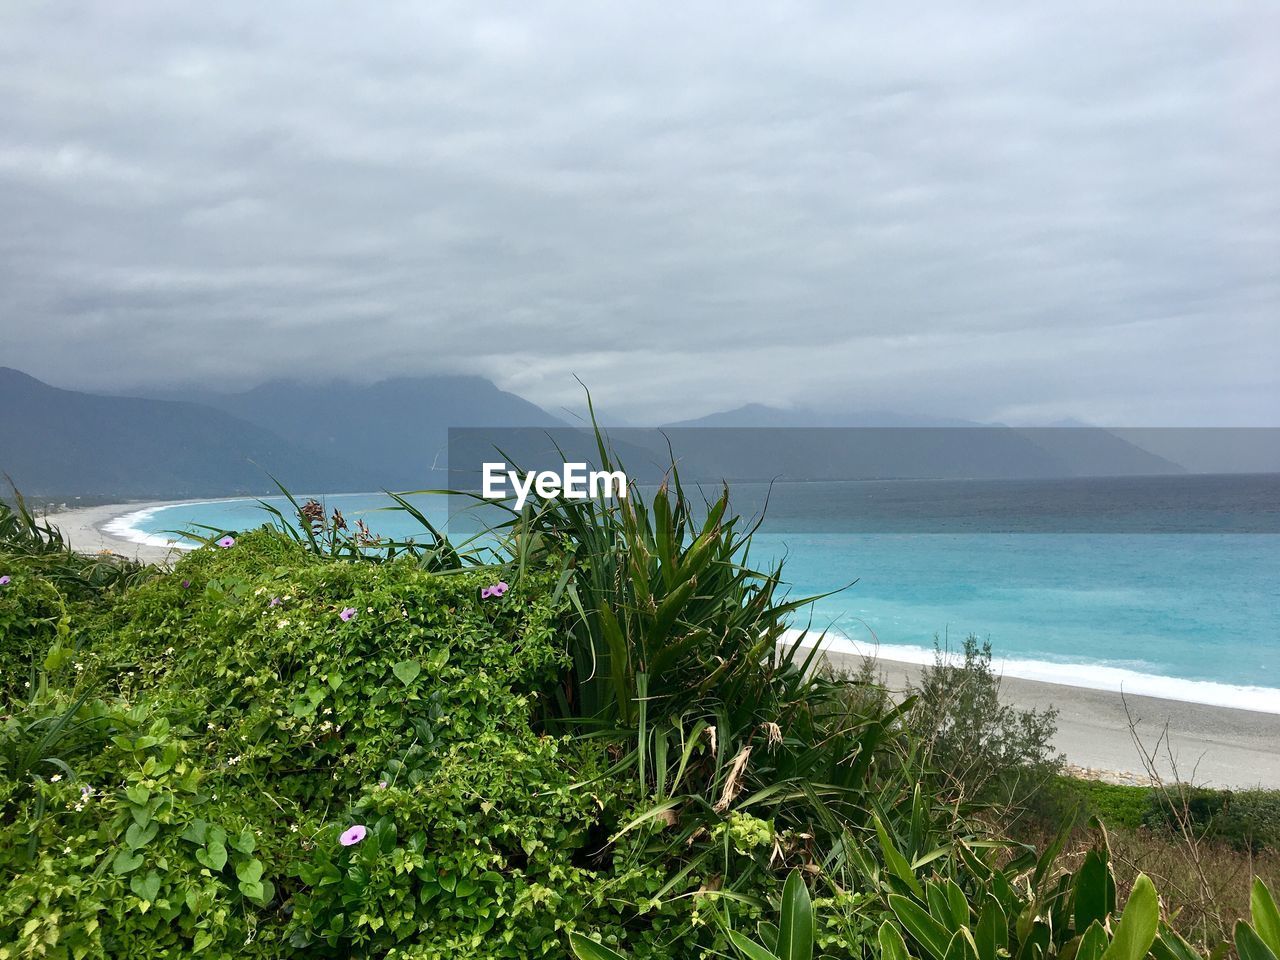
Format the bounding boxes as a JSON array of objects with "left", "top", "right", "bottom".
[
  {"left": 813, "top": 644, "right": 1280, "bottom": 789},
  {"left": 43, "top": 501, "right": 1280, "bottom": 789},
  {"left": 49, "top": 498, "right": 206, "bottom": 564}
]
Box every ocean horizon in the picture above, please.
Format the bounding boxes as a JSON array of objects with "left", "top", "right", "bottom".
[{"left": 102, "top": 474, "right": 1280, "bottom": 714}]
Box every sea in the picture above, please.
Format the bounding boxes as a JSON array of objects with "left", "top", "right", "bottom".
[{"left": 105, "top": 474, "right": 1280, "bottom": 713}]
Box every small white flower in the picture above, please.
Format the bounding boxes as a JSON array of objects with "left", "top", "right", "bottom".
[
  {"left": 50, "top": 774, "right": 62, "bottom": 782},
  {"left": 277, "top": 619, "right": 290, "bottom": 629}
]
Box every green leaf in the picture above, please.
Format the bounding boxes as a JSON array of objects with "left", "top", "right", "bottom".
[
  {"left": 890, "top": 895, "right": 953, "bottom": 960},
  {"left": 879, "top": 920, "right": 911, "bottom": 960},
  {"left": 776, "top": 870, "right": 814, "bottom": 960},
  {"left": 975, "top": 896, "right": 1007, "bottom": 960},
  {"left": 1239, "top": 923, "right": 1280, "bottom": 960},
  {"left": 729, "top": 929, "right": 783, "bottom": 960},
  {"left": 1074, "top": 848, "right": 1117, "bottom": 931},
  {"left": 877, "top": 816, "right": 925, "bottom": 898},
  {"left": 568, "top": 933, "right": 631, "bottom": 960},
  {"left": 1152, "top": 926, "right": 1206, "bottom": 960},
  {"left": 125, "top": 821, "right": 158, "bottom": 850},
  {"left": 1100, "top": 875, "right": 1159, "bottom": 960},
  {"left": 192, "top": 931, "right": 213, "bottom": 953},
  {"left": 130, "top": 870, "right": 162, "bottom": 903},
  {"left": 196, "top": 841, "right": 227, "bottom": 872},
  {"left": 124, "top": 785, "right": 150, "bottom": 806},
  {"left": 1253, "top": 879, "right": 1280, "bottom": 958},
  {"left": 1077, "top": 922, "right": 1110, "bottom": 960},
  {"left": 112, "top": 849, "right": 144, "bottom": 875},
  {"left": 245, "top": 878, "right": 274, "bottom": 906},
  {"left": 236, "top": 858, "right": 264, "bottom": 884},
  {"left": 230, "top": 828, "right": 255, "bottom": 854},
  {"left": 943, "top": 930, "right": 979, "bottom": 960},
  {"left": 392, "top": 659, "right": 422, "bottom": 685}
]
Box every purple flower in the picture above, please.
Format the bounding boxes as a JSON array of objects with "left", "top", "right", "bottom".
[
  {"left": 217, "top": 536, "right": 235, "bottom": 549},
  {"left": 0, "top": 575, "right": 10, "bottom": 586},
  {"left": 339, "top": 607, "right": 357, "bottom": 622},
  {"left": 482, "top": 581, "right": 509, "bottom": 600},
  {"left": 181, "top": 579, "right": 190, "bottom": 589},
  {"left": 339, "top": 824, "right": 367, "bottom": 847},
  {"left": 269, "top": 596, "right": 282, "bottom": 607}
]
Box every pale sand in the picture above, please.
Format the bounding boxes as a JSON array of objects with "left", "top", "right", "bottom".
[
  {"left": 41, "top": 502, "right": 1280, "bottom": 790},
  {"left": 47, "top": 500, "right": 191, "bottom": 565},
  {"left": 821, "top": 648, "right": 1280, "bottom": 790}
]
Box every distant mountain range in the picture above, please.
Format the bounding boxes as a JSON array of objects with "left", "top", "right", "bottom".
[
  {"left": 659, "top": 404, "right": 1184, "bottom": 480},
  {"left": 0, "top": 368, "right": 564, "bottom": 498},
  {"left": 146, "top": 376, "right": 566, "bottom": 491},
  {"left": 0, "top": 367, "right": 371, "bottom": 499},
  {"left": 0, "top": 368, "right": 1243, "bottom": 500}
]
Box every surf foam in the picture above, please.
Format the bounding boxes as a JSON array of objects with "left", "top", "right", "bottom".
[{"left": 782, "top": 628, "right": 1280, "bottom": 715}]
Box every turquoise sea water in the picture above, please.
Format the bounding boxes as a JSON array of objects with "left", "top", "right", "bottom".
[{"left": 109, "top": 478, "right": 1280, "bottom": 710}]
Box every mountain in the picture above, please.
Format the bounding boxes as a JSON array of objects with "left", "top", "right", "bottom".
[
  {"left": 663, "top": 404, "right": 979, "bottom": 429},
  {"left": 145, "top": 376, "right": 568, "bottom": 491},
  {"left": 1014, "top": 426, "right": 1184, "bottom": 477},
  {"left": 660, "top": 404, "right": 1186, "bottom": 478},
  {"left": 0, "top": 368, "right": 372, "bottom": 498}
]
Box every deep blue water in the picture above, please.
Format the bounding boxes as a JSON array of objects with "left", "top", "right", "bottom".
[{"left": 111, "top": 475, "right": 1280, "bottom": 708}]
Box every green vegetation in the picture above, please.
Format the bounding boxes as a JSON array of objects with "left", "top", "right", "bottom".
[{"left": 2, "top": 438, "right": 1279, "bottom": 959}]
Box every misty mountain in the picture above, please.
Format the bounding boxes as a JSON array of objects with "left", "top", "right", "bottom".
[
  {"left": 0, "top": 368, "right": 372, "bottom": 498},
  {"left": 663, "top": 404, "right": 981, "bottom": 429},
  {"left": 662, "top": 403, "right": 1186, "bottom": 478},
  {"left": 146, "top": 376, "right": 568, "bottom": 491}
]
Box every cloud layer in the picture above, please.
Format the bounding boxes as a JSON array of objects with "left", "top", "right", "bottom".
[{"left": 1, "top": 2, "right": 1276, "bottom": 424}]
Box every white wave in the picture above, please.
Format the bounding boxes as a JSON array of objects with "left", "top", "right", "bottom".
[
  {"left": 102, "top": 498, "right": 251, "bottom": 550},
  {"left": 782, "top": 628, "right": 1280, "bottom": 715}
]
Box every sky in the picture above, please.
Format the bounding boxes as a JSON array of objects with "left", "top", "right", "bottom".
[{"left": 1, "top": 2, "right": 1277, "bottom": 425}]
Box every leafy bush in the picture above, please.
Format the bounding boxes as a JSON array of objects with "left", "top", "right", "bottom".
[
  {"left": 908, "top": 635, "right": 1064, "bottom": 811},
  {"left": 1143, "top": 787, "right": 1280, "bottom": 853},
  {"left": 574, "top": 832, "right": 1280, "bottom": 960},
  {"left": 0, "top": 571, "right": 67, "bottom": 701},
  {"left": 1066, "top": 777, "right": 1151, "bottom": 830},
  {"left": 0, "top": 531, "right": 703, "bottom": 958}
]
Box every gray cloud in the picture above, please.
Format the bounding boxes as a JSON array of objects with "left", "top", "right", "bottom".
[{"left": 1, "top": 1, "right": 1276, "bottom": 424}]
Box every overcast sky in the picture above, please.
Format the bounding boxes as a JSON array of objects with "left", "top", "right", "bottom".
[{"left": 1, "top": 2, "right": 1276, "bottom": 425}]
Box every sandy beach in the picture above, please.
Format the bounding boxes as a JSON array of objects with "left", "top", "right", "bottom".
[
  {"left": 41, "top": 501, "right": 1280, "bottom": 790},
  {"left": 50, "top": 499, "right": 192, "bottom": 565}
]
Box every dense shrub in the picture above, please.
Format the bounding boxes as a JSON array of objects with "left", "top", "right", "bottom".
[
  {"left": 0, "top": 569, "right": 67, "bottom": 701},
  {"left": 1064, "top": 777, "right": 1151, "bottom": 829},
  {"left": 0, "top": 531, "right": 714, "bottom": 958},
  {"left": 908, "top": 635, "right": 1064, "bottom": 811},
  {"left": 1142, "top": 786, "right": 1280, "bottom": 852}
]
